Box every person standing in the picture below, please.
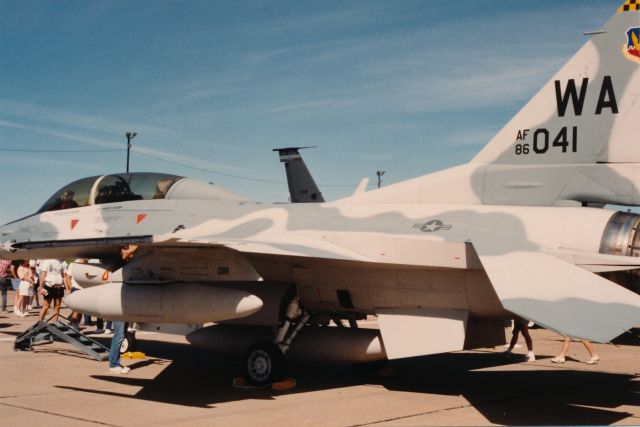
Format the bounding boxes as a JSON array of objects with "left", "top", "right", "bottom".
[
  {"left": 0, "top": 258, "right": 16, "bottom": 313},
  {"left": 38, "top": 259, "right": 66, "bottom": 322},
  {"left": 29, "top": 260, "right": 40, "bottom": 309},
  {"left": 108, "top": 244, "right": 139, "bottom": 374},
  {"left": 108, "top": 321, "right": 130, "bottom": 374},
  {"left": 64, "top": 259, "right": 89, "bottom": 329},
  {"left": 17, "top": 260, "right": 34, "bottom": 316}
]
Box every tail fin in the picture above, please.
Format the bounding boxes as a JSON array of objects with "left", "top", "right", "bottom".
[
  {"left": 474, "top": 4, "right": 639, "bottom": 166},
  {"left": 273, "top": 147, "right": 325, "bottom": 203},
  {"left": 349, "top": 3, "right": 640, "bottom": 207}
]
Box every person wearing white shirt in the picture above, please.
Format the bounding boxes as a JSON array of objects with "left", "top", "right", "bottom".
[
  {"left": 64, "top": 259, "right": 89, "bottom": 329},
  {"left": 38, "top": 259, "right": 66, "bottom": 322}
]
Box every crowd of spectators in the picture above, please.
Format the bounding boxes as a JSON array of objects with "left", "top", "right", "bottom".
[{"left": 0, "top": 258, "right": 112, "bottom": 333}]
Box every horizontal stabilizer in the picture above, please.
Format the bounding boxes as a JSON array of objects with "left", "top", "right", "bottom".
[
  {"left": 477, "top": 249, "right": 640, "bottom": 342},
  {"left": 376, "top": 308, "right": 468, "bottom": 359}
]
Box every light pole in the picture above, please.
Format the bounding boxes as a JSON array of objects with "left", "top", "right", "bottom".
[
  {"left": 376, "top": 170, "right": 385, "bottom": 188},
  {"left": 126, "top": 132, "right": 137, "bottom": 173}
]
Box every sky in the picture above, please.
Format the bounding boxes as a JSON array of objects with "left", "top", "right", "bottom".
[{"left": 0, "top": 0, "right": 623, "bottom": 225}]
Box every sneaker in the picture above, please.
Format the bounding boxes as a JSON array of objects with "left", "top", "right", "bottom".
[
  {"left": 526, "top": 352, "right": 536, "bottom": 362},
  {"left": 104, "top": 329, "right": 113, "bottom": 335},
  {"left": 1, "top": 309, "right": 7, "bottom": 313},
  {"left": 27, "top": 305, "right": 32, "bottom": 310},
  {"left": 33, "top": 305, "right": 42, "bottom": 309},
  {"left": 503, "top": 347, "right": 513, "bottom": 354},
  {"left": 551, "top": 355, "right": 565, "bottom": 363},
  {"left": 586, "top": 355, "right": 600, "bottom": 365},
  {"left": 109, "top": 366, "right": 130, "bottom": 374}
]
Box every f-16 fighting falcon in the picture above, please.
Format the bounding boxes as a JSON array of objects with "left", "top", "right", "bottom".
[{"left": 1, "top": 2, "right": 639, "bottom": 385}]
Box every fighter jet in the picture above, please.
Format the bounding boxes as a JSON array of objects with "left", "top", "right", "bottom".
[{"left": 1, "top": 3, "right": 640, "bottom": 385}]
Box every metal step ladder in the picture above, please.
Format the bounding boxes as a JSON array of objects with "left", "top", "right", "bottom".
[{"left": 14, "top": 315, "right": 110, "bottom": 361}]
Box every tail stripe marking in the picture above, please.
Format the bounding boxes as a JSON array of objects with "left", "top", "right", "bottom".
[{"left": 619, "top": 0, "right": 639, "bottom": 13}]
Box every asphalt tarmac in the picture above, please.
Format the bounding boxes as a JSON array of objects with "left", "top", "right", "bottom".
[{"left": 1, "top": 301, "right": 639, "bottom": 426}]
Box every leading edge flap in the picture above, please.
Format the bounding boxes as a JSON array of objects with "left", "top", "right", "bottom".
[{"left": 476, "top": 248, "right": 640, "bottom": 342}]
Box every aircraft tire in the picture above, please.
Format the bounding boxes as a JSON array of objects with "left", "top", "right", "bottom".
[
  {"left": 120, "top": 330, "right": 137, "bottom": 354},
  {"left": 243, "top": 341, "right": 284, "bottom": 387}
]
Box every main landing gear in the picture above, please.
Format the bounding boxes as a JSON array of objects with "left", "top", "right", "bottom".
[{"left": 242, "top": 297, "right": 310, "bottom": 386}]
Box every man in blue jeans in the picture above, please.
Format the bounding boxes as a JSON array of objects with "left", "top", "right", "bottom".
[
  {"left": 108, "top": 244, "right": 139, "bottom": 374},
  {"left": 109, "top": 321, "right": 130, "bottom": 374}
]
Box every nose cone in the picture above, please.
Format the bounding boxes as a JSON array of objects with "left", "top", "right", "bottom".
[{"left": 236, "top": 294, "right": 263, "bottom": 317}]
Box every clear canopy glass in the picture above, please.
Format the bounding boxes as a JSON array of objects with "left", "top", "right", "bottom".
[{"left": 38, "top": 173, "right": 183, "bottom": 213}]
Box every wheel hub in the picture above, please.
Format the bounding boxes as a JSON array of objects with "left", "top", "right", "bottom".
[{"left": 248, "top": 349, "right": 271, "bottom": 381}]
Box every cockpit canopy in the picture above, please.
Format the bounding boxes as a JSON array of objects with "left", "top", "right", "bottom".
[{"left": 38, "top": 173, "right": 183, "bottom": 213}]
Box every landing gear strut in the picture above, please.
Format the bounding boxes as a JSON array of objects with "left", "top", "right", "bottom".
[{"left": 242, "top": 297, "right": 309, "bottom": 386}]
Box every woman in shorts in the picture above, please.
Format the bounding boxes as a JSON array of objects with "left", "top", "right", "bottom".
[{"left": 16, "top": 260, "right": 34, "bottom": 316}]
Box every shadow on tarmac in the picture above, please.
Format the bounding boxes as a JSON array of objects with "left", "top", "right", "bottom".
[
  {"left": 54, "top": 339, "right": 639, "bottom": 425},
  {"left": 612, "top": 327, "right": 640, "bottom": 346},
  {"left": 0, "top": 322, "right": 20, "bottom": 330}
]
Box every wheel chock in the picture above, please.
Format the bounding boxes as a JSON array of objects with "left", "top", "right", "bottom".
[
  {"left": 271, "top": 377, "right": 296, "bottom": 391},
  {"left": 122, "top": 351, "right": 146, "bottom": 359},
  {"left": 232, "top": 376, "right": 297, "bottom": 390}
]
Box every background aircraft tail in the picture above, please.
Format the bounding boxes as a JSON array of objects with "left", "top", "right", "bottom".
[
  {"left": 349, "top": 3, "right": 640, "bottom": 207},
  {"left": 274, "top": 147, "right": 325, "bottom": 203}
]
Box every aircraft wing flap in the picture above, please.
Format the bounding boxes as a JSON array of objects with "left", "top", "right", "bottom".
[
  {"left": 376, "top": 308, "right": 468, "bottom": 359},
  {"left": 476, "top": 247, "right": 640, "bottom": 342}
]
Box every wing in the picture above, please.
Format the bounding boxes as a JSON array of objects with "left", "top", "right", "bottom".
[{"left": 157, "top": 230, "right": 640, "bottom": 343}]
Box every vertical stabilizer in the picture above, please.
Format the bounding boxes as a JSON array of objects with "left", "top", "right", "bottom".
[
  {"left": 473, "top": 4, "right": 640, "bottom": 166},
  {"left": 273, "top": 147, "right": 325, "bottom": 203},
  {"left": 347, "top": 3, "right": 640, "bottom": 207}
]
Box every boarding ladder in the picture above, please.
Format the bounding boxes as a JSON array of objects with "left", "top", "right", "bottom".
[{"left": 13, "top": 315, "right": 110, "bottom": 361}]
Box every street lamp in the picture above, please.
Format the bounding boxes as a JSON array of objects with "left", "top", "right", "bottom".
[
  {"left": 125, "top": 132, "right": 137, "bottom": 173},
  {"left": 376, "top": 170, "right": 385, "bottom": 188}
]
